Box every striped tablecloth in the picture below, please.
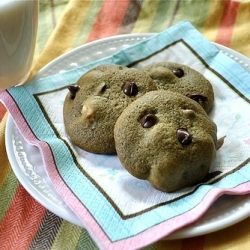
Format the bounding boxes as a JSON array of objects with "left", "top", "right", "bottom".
[{"left": 1, "top": 1, "right": 250, "bottom": 249}]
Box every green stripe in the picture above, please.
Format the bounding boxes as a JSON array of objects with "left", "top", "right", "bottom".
[
  {"left": 54, "top": 2, "right": 70, "bottom": 24},
  {"left": 38, "top": 2, "right": 55, "bottom": 52},
  {"left": 75, "top": 228, "right": 98, "bottom": 250},
  {"left": 37, "top": 1, "right": 68, "bottom": 52},
  {"left": 170, "top": 0, "right": 211, "bottom": 31},
  {"left": 73, "top": 0, "right": 104, "bottom": 48},
  {"left": 50, "top": 221, "right": 82, "bottom": 250},
  {"left": 149, "top": 0, "right": 176, "bottom": 32},
  {"left": 0, "top": 170, "right": 19, "bottom": 222}
]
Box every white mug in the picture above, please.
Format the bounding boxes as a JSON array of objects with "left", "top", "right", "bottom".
[{"left": 0, "top": 0, "right": 38, "bottom": 90}]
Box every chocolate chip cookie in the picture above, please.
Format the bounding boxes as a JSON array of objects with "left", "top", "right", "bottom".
[
  {"left": 141, "top": 62, "right": 214, "bottom": 113},
  {"left": 63, "top": 64, "right": 157, "bottom": 154},
  {"left": 114, "top": 90, "right": 217, "bottom": 192}
]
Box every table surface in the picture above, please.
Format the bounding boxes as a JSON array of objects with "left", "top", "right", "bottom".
[{"left": 1, "top": 1, "right": 250, "bottom": 249}]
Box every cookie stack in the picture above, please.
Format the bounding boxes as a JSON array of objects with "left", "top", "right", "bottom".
[{"left": 63, "top": 63, "right": 217, "bottom": 192}]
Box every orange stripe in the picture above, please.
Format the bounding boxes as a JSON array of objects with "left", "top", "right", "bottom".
[
  {"left": 0, "top": 103, "right": 6, "bottom": 122},
  {"left": 215, "top": 0, "right": 239, "bottom": 47},
  {"left": 86, "top": 0, "right": 130, "bottom": 42},
  {"left": 0, "top": 185, "right": 46, "bottom": 250}
]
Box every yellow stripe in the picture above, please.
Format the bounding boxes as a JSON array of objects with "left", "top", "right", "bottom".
[
  {"left": 204, "top": 216, "right": 250, "bottom": 249},
  {"left": 33, "top": 42, "right": 41, "bottom": 65},
  {"left": 30, "top": 0, "right": 92, "bottom": 77},
  {"left": 230, "top": 1, "right": 250, "bottom": 57},
  {"left": 50, "top": 221, "right": 82, "bottom": 250},
  {"left": 132, "top": 0, "right": 160, "bottom": 33},
  {"left": 0, "top": 114, "right": 11, "bottom": 189},
  {"left": 73, "top": 0, "right": 104, "bottom": 47},
  {"left": 202, "top": 0, "right": 226, "bottom": 42}
]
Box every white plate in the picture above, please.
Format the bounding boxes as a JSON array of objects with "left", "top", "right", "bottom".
[{"left": 5, "top": 34, "right": 250, "bottom": 240}]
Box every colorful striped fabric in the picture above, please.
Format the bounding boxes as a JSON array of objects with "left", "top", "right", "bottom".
[{"left": 1, "top": 0, "right": 250, "bottom": 249}]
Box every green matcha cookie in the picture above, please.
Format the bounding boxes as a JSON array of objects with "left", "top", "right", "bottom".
[
  {"left": 63, "top": 64, "right": 157, "bottom": 154},
  {"left": 114, "top": 90, "right": 217, "bottom": 192},
  {"left": 141, "top": 62, "right": 214, "bottom": 113}
]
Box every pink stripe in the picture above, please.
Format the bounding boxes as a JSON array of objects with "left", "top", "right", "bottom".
[
  {"left": 86, "top": 0, "right": 130, "bottom": 43},
  {"left": 215, "top": 0, "right": 239, "bottom": 47}
]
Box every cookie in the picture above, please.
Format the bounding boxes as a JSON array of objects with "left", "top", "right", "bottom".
[
  {"left": 141, "top": 62, "right": 214, "bottom": 113},
  {"left": 63, "top": 64, "right": 157, "bottom": 154},
  {"left": 114, "top": 90, "right": 217, "bottom": 192}
]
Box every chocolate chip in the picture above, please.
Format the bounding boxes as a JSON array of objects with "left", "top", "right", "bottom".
[
  {"left": 122, "top": 82, "right": 138, "bottom": 97},
  {"left": 68, "top": 85, "right": 80, "bottom": 99},
  {"left": 100, "top": 83, "right": 107, "bottom": 93},
  {"left": 177, "top": 128, "right": 192, "bottom": 145},
  {"left": 186, "top": 93, "right": 208, "bottom": 103},
  {"left": 172, "top": 68, "right": 184, "bottom": 78},
  {"left": 140, "top": 114, "right": 157, "bottom": 128}
]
